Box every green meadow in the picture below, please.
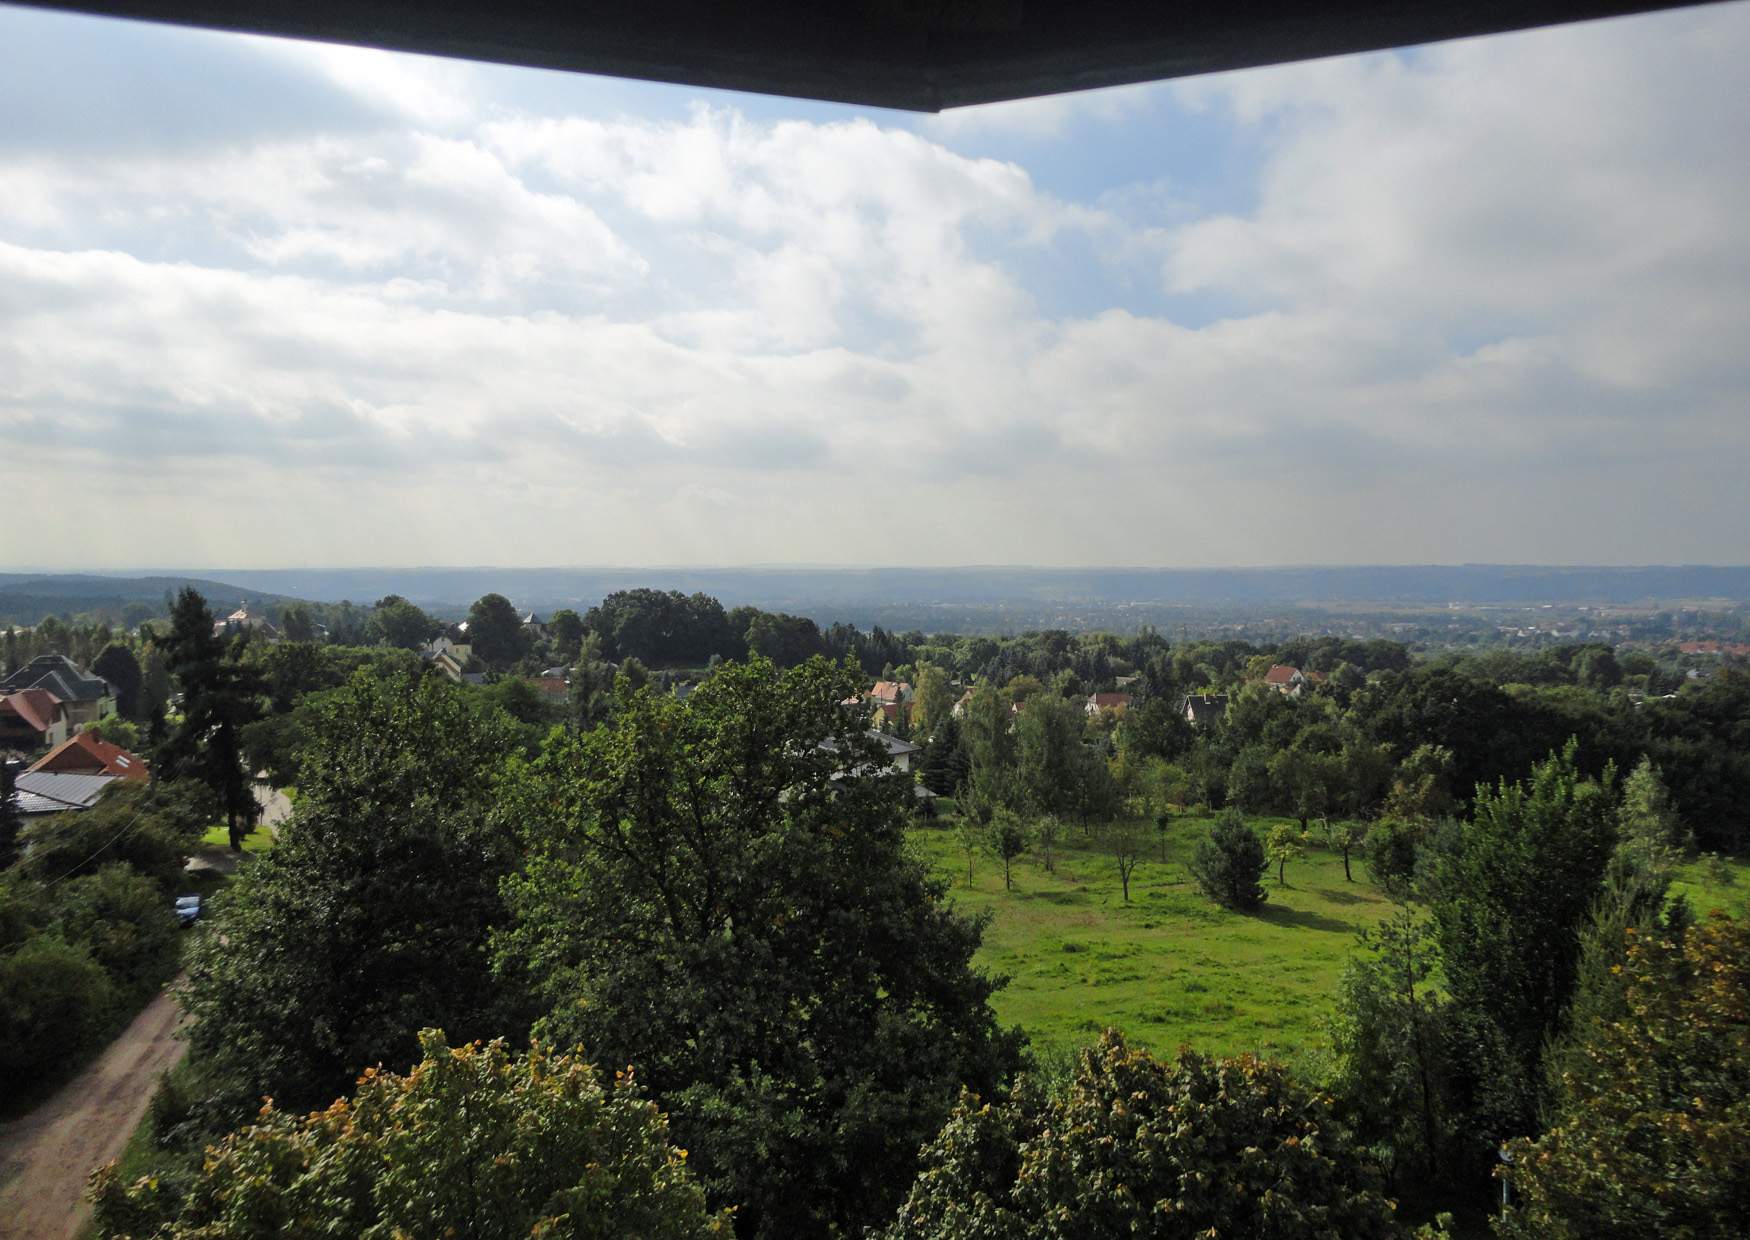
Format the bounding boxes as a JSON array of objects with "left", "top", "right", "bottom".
[{"left": 910, "top": 812, "right": 1750, "bottom": 1067}]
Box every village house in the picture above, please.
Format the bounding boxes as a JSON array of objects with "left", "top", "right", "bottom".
[
  {"left": 1181, "top": 693, "right": 1229, "bottom": 726},
  {"left": 0, "top": 654, "right": 116, "bottom": 728},
  {"left": 0, "top": 688, "right": 70, "bottom": 751},
  {"left": 28, "top": 729, "right": 149, "bottom": 781},
  {"left": 1084, "top": 691, "right": 1132, "bottom": 717},
  {"left": 868, "top": 680, "right": 913, "bottom": 706},
  {"left": 1262, "top": 664, "right": 1306, "bottom": 697},
  {"left": 818, "top": 730, "right": 924, "bottom": 777}
]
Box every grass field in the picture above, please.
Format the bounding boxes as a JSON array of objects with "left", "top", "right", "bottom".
[
  {"left": 911, "top": 812, "right": 1399, "bottom": 1067},
  {"left": 911, "top": 813, "right": 1750, "bottom": 1068}
]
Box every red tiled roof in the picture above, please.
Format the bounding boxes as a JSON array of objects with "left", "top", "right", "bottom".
[
  {"left": 530, "top": 676, "right": 569, "bottom": 697},
  {"left": 1088, "top": 692, "right": 1132, "bottom": 710},
  {"left": 28, "top": 729, "right": 149, "bottom": 780},
  {"left": 869, "top": 680, "right": 909, "bottom": 703},
  {"left": 0, "top": 688, "right": 64, "bottom": 735},
  {"left": 1263, "top": 665, "right": 1302, "bottom": 685}
]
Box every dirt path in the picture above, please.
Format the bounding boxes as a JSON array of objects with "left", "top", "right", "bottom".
[{"left": 0, "top": 987, "right": 187, "bottom": 1240}]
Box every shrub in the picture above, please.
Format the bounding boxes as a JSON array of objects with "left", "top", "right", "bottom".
[
  {"left": 0, "top": 935, "right": 115, "bottom": 1098},
  {"left": 54, "top": 864, "right": 181, "bottom": 1001},
  {"left": 19, "top": 781, "right": 206, "bottom": 890},
  {"left": 888, "top": 1030, "right": 1400, "bottom": 1239},
  {"left": 1190, "top": 809, "right": 1268, "bottom": 910},
  {"left": 93, "top": 1029, "right": 728, "bottom": 1239}
]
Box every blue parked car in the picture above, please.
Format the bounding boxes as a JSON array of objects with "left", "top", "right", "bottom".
[{"left": 175, "top": 895, "right": 202, "bottom": 927}]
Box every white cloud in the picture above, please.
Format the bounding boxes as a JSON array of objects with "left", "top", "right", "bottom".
[{"left": 1, "top": 3, "right": 1748, "bottom": 569}]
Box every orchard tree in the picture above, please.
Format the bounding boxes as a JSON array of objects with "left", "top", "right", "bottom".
[
  {"left": 1014, "top": 691, "right": 1085, "bottom": 819},
  {"left": 1098, "top": 817, "right": 1147, "bottom": 902},
  {"left": 93, "top": 1029, "right": 727, "bottom": 1240},
  {"left": 496, "top": 658, "right": 1024, "bottom": 1238},
  {"left": 1270, "top": 746, "right": 1326, "bottom": 831},
  {"left": 887, "top": 1030, "right": 1399, "bottom": 1240},
  {"left": 1033, "top": 814, "right": 1061, "bottom": 874},
  {"left": 1266, "top": 822, "right": 1305, "bottom": 886},
  {"left": 989, "top": 813, "right": 1028, "bottom": 891}
]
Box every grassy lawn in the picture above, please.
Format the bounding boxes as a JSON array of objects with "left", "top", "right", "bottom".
[
  {"left": 911, "top": 812, "right": 1400, "bottom": 1067},
  {"left": 1670, "top": 851, "right": 1750, "bottom": 917},
  {"left": 199, "top": 822, "right": 275, "bottom": 852}
]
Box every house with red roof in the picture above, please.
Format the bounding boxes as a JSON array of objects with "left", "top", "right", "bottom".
[
  {"left": 868, "top": 680, "right": 913, "bottom": 706},
  {"left": 0, "top": 688, "right": 69, "bottom": 751},
  {"left": 1262, "top": 665, "right": 1307, "bottom": 697},
  {"left": 1084, "top": 691, "right": 1133, "bottom": 716},
  {"left": 28, "top": 729, "right": 149, "bottom": 781},
  {"left": 0, "top": 654, "right": 115, "bottom": 727}
]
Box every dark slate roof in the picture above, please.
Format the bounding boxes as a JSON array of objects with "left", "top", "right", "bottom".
[{"left": 0, "top": 655, "right": 113, "bottom": 703}]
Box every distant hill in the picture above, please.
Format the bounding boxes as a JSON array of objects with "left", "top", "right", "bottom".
[
  {"left": 7, "top": 565, "right": 1745, "bottom": 632},
  {"left": 162, "top": 564, "right": 1750, "bottom": 612},
  {"left": 0, "top": 574, "right": 298, "bottom": 627}
]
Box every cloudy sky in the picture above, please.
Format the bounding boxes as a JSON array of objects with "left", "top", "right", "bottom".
[{"left": 1, "top": 2, "right": 1747, "bottom": 570}]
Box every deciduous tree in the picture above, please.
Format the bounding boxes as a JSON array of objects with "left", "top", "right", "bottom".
[
  {"left": 888, "top": 1030, "right": 1399, "bottom": 1240},
  {"left": 180, "top": 671, "right": 529, "bottom": 1117},
  {"left": 93, "top": 1029, "right": 728, "bottom": 1240},
  {"left": 1421, "top": 740, "right": 1617, "bottom": 1149},
  {"left": 1497, "top": 915, "right": 1750, "bottom": 1239},
  {"left": 467, "top": 592, "right": 529, "bottom": 670},
  {"left": 496, "top": 658, "right": 1024, "bottom": 1238},
  {"left": 1267, "top": 822, "right": 1305, "bottom": 886},
  {"left": 1329, "top": 911, "right": 1456, "bottom": 1184}
]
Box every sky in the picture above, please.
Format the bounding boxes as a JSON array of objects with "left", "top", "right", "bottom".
[{"left": 1, "top": 2, "right": 1747, "bottom": 571}]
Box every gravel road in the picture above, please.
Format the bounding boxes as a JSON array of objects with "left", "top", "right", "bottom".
[{"left": 0, "top": 987, "right": 187, "bottom": 1240}]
